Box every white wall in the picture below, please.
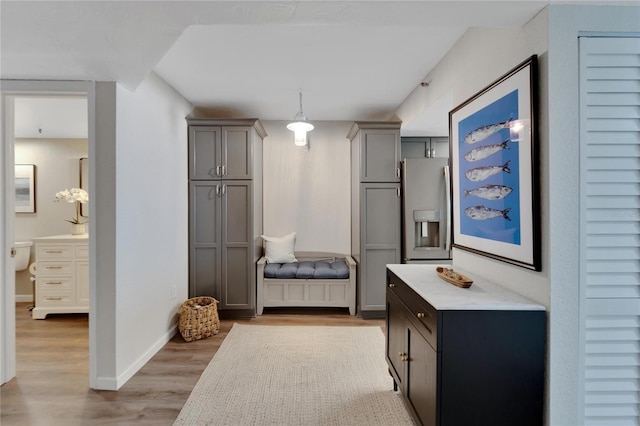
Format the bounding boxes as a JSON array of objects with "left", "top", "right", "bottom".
[
  {"left": 395, "top": 13, "right": 553, "bottom": 423},
  {"left": 93, "top": 73, "right": 192, "bottom": 390},
  {"left": 14, "top": 138, "right": 88, "bottom": 298},
  {"left": 396, "top": 23, "right": 551, "bottom": 306},
  {"left": 94, "top": 81, "right": 118, "bottom": 388},
  {"left": 110, "top": 72, "right": 192, "bottom": 388},
  {"left": 262, "top": 121, "right": 352, "bottom": 254}
]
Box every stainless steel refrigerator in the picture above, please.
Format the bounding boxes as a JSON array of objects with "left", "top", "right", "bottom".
[{"left": 401, "top": 158, "right": 452, "bottom": 263}]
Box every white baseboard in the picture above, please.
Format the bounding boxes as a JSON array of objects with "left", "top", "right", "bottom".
[
  {"left": 91, "top": 325, "right": 178, "bottom": 391},
  {"left": 15, "top": 294, "right": 33, "bottom": 303}
]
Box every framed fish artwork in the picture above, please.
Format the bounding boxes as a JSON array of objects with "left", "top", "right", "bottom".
[{"left": 449, "top": 55, "right": 541, "bottom": 271}]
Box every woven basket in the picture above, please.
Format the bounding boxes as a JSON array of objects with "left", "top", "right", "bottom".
[{"left": 178, "top": 296, "right": 220, "bottom": 342}]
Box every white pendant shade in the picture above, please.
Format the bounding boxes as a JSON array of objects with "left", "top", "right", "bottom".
[
  {"left": 287, "top": 121, "right": 314, "bottom": 146},
  {"left": 287, "top": 92, "right": 313, "bottom": 146}
]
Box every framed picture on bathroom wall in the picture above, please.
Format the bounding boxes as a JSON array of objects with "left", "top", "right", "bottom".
[
  {"left": 79, "top": 157, "right": 89, "bottom": 217},
  {"left": 15, "top": 164, "right": 36, "bottom": 213},
  {"left": 449, "top": 55, "right": 541, "bottom": 271}
]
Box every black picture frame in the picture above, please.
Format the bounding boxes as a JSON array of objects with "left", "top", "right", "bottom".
[{"left": 449, "top": 55, "right": 540, "bottom": 271}]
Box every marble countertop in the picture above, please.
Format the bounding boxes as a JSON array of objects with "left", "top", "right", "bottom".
[
  {"left": 32, "top": 234, "right": 89, "bottom": 241},
  {"left": 387, "top": 264, "right": 545, "bottom": 311}
]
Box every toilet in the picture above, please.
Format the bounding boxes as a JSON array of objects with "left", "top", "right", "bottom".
[{"left": 14, "top": 241, "right": 33, "bottom": 271}]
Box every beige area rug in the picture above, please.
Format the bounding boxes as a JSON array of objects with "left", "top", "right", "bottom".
[{"left": 174, "top": 324, "right": 415, "bottom": 426}]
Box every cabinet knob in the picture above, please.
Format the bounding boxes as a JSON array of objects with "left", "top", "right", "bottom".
[
  {"left": 389, "top": 283, "right": 396, "bottom": 288},
  {"left": 398, "top": 352, "right": 406, "bottom": 357},
  {"left": 401, "top": 356, "right": 408, "bottom": 362},
  {"left": 417, "top": 312, "right": 425, "bottom": 319}
]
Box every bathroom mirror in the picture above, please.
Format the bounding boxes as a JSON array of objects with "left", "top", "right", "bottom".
[{"left": 79, "top": 157, "right": 89, "bottom": 217}]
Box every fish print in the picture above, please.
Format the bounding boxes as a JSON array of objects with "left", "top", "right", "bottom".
[
  {"left": 464, "top": 139, "right": 510, "bottom": 162},
  {"left": 465, "top": 160, "right": 511, "bottom": 182},
  {"left": 464, "top": 184, "right": 513, "bottom": 200},
  {"left": 465, "top": 206, "right": 512, "bottom": 221},
  {"left": 464, "top": 117, "right": 514, "bottom": 144}
]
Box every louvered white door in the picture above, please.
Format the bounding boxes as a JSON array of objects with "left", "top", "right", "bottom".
[{"left": 580, "top": 36, "right": 640, "bottom": 426}]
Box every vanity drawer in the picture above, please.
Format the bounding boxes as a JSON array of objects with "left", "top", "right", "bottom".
[
  {"left": 38, "top": 261, "right": 73, "bottom": 275},
  {"left": 75, "top": 244, "right": 89, "bottom": 259},
  {"left": 37, "top": 292, "right": 74, "bottom": 306},
  {"left": 388, "top": 272, "right": 439, "bottom": 350},
  {"left": 38, "top": 245, "right": 73, "bottom": 259},
  {"left": 404, "top": 294, "right": 438, "bottom": 350},
  {"left": 37, "top": 276, "right": 73, "bottom": 291}
]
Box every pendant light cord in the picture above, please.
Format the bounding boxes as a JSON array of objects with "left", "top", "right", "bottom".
[{"left": 298, "top": 91, "right": 304, "bottom": 116}]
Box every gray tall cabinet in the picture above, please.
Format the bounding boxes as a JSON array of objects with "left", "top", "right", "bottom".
[
  {"left": 348, "top": 121, "right": 402, "bottom": 318},
  {"left": 188, "top": 118, "right": 266, "bottom": 317}
]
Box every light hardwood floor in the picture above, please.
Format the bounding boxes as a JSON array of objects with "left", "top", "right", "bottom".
[{"left": 1, "top": 302, "right": 384, "bottom": 425}]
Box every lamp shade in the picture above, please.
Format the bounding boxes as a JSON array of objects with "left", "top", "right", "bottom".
[
  {"left": 287, "top": 91, "right": 313, "bottom": 146},
  {"left": 287, "top": 121, "right": 314, "bottom": 146}
]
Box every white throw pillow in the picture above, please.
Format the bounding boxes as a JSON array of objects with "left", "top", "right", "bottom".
[{"left": 261, "top": 232, "right": 297, "bottom": 263}]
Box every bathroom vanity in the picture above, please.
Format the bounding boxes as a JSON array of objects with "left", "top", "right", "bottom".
[
  {"left": 31, "top": 234, "right": 89, "bottom": 319},
  {"left": 386, "top": 264, "right": 545, "bottom": 426}
]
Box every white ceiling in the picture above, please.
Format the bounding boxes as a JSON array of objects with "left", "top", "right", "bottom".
[
  {"left": 2, "top": 1, "right": 621, "bottom": 137},
  {"left": 14, "top": 97, "right": 88, "bottom": 139}
]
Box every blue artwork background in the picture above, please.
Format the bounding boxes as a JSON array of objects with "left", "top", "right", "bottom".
[{"left": 458, "top": 89, "right": 521, "bottom": 245}]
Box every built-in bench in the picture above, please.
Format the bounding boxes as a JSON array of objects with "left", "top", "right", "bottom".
[{"left": 257, "top": 252, "right": 356, "bottom": 315}]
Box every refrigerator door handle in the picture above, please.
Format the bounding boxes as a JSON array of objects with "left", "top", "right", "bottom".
[{"left": 444, "top": 165, "right": 452, "bottom": 252}]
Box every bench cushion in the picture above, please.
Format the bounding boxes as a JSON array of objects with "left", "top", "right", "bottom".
[{"left": 263, "top": 260, "right": 349, "bottom": 279}]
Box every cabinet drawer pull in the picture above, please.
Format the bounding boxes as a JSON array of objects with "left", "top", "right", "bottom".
[
  {"left": 417, "top": 312, "right": 425, "bottom": 319},
  {"left": 46, "top": 297, "right": 63, "bottom": 301},
  {"left": 389, "top": 283, "right": 396, "bottom": 288},
  {"left": 45, "top": 266, "right": 64, "bottom": 270},
  {"left": 45, "top": 250, "right": 63, "bottom": 254},
  {"left": 45, "top": 281, "right": 63, "bottom": 285}
]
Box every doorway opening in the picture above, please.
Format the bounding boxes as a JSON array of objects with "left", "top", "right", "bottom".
[
  {"left": 1, "top": 81, "right": 96, "bottom": 388},
  {"left": 14, "top": 95, "right": 90, "bottom": 387}
]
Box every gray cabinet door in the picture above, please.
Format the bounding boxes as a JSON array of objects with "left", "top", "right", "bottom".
[
  {"left": 361, "top": 129, "right": 400, "bottom": 182},
  {"left": 220, "top": 180, "right": 254, "bottom": 310},
  {"left": 189, "top": 126, "right": 221, "bottom": 180},
  {"left": 190, "top": 125, "right": 254, "bottom": 180},
  {"left": 360, "top": 183, "right": 401, "bottom": 312},
  {"left": 430, "top": 137, "right": 449, "bottom": 159},
  {"left": 222, "top": 126, "right": 253, "bottom": 180},
  {"left": 190, "top": 181, "right": 222, "bottom": 297},
  {"left": 401, "top": 137, "right": 449, "bottom": 159}
]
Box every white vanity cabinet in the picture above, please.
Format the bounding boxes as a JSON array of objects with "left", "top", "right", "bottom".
[{"left": 31, "top": 234, "right": 89, "bottom": 319}]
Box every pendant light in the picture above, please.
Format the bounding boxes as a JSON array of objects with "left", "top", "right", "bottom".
[{"left": 286, "top": 91, "right": 314, "bottom": 146}]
